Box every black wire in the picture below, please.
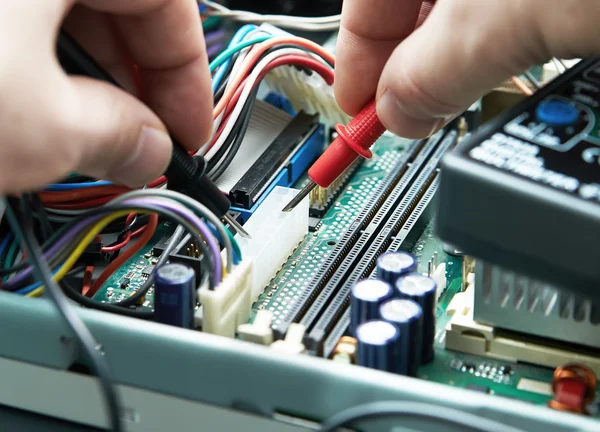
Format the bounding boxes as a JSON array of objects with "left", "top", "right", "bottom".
[
  {"left": 205, "top": 93, "right": 250, "bottom": 174},
  {"left": 208, "top": 84, "right": 260, "bottom": 180},
  {"left": 30, "top": 194, "right": 54, "bottom": 241},
  {"left": 4, "top": 197, "right": 123, "bottom": 432},
  {"left": 209, "top": 85, "right": 259, "bottom": 181},
  {"left": 61, "top": 278, "right": 154, "bottom": 319},
  {"left": 115, "top": 222, "right": 187, "bottom": 307}
]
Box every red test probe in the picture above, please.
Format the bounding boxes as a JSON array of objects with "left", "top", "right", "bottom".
[{"left": 282, "top": 100, "right": 386, "bottom": 212}]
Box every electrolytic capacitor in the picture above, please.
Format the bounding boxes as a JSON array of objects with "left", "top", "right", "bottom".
[
  {"left": 154, "top": 263, "right": 196, "bottom": 329},
  {"left": 356, "top": 320, "right": 400, "bottom": 372},
  {"left": 376, "top": 252, "right": 417, "bottom": 287},
  {"left": 350, "top": 279, "right": 393, "bottom": 335},
  {"left": 396, "top": 274, "right": 436, "bottom": 363},
  {"left": 379, "top": 299, "right": 423, "bottom": 376}
]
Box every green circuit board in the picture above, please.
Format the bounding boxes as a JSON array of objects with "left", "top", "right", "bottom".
[{"left": 95, "top": 132, "right": 599, "bottom": 416}]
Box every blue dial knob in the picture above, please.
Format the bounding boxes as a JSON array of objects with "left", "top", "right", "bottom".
[{"left": 536, "top": 100, "right": 580, "bottom": 127}]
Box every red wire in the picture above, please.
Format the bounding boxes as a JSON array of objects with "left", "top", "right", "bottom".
[
  {"left": 87, "top": 213, "right": 158, "bottom": 298},
  {"left": 100, "top": 213, "right": 136, "bottom": 253}
]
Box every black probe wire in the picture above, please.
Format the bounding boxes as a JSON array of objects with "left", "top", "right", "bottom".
[
  {"left": 318, "top": 401, "right": 528, "bottom": 432},
  {"left": 3, "top": 197, "right": 123, "bottom": 432}
]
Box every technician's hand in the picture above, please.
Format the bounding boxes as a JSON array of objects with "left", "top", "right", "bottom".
[
  {"left": 335, "top": 0, "right": 600, "bottom": 138},
  {"left": 0, "top": 0, "right": 212, "bottom": 194}
]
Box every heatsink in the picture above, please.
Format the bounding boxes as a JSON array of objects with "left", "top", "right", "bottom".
[{"left": 473, "top": 261, "right": 600, "bottom": 349}]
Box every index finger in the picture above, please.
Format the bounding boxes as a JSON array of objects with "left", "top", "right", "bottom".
[
  {"left": 81, "top": 0, "right": 212, "bottom": 151},
  {"left": 334, "top": 0, "right": 424, "bottom": 116}
]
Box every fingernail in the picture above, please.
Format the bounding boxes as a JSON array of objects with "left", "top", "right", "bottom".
[
  {"left": 108, "top": 126, "right": 173, "bottom": 187},
  {"left": 377, "top": 90, "right": 446, "bottom": 139}
]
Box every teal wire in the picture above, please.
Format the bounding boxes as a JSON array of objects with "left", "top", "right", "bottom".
[
  {"left": 3, "top": 238, "right": 20, "bottom": 282},
  {"left": 225, "top": 227, "right": 242, "bottom": 263},
  {"left": 209, "top": 36, "right": 272, "bottom": 73}
]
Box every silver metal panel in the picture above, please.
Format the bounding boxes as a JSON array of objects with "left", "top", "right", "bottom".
[
  {"left": 0, "top": 292, "right": 597, "bottom": 431},
  {"left": 474, "top": 261, "right": 600, "bottom": 348}
]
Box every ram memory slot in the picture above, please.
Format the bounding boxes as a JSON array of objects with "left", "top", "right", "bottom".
[
  {"left": 322, "top": 177, "right": 442, "bottom": 358},
  {"left": 307, "top": 131, "right": 458, "bottom": 354},
  {"left": 298, "top": 134, "right": 445, "bottom": 330},
  {"left": 273, "top": 135, "right": 436, "bottom": 338}
]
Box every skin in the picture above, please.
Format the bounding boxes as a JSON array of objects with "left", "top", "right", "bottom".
[
  {"left": 0, "top": 0, "right": 212, "bottom": 193},
  {"left": 2, "top": 0, "right": 600, "bottom": 194},
  {"left": 335, "top": 0, "right": 600, "bottom": 138}
]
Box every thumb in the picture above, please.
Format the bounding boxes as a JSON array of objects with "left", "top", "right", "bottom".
[
  {"left": 375, "top": 0, "right": 600, "bottom": 139},
  {"left": 64, "top": 75, "right": 173, "bottom": 187}
]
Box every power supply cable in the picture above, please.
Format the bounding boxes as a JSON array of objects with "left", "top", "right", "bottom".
[
  {"left": 3, "top": 196, "right": 123, "bottom": 432},
  {"left": 318, "top": 401, "right": 528, "bottom": 432}
]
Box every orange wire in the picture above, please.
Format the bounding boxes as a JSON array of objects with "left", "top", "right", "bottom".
[
  {"left": 213, "top": 36, "right": 335, "bottom": 119},
  {"left": 87, "top": 213, "right": 158, "bottom": 298},
  {"left": 511, "top": 76, "right": 534, "bottom": 96},
  {"left": 82, "top": 265, "right": 95, "bottom": 297}
]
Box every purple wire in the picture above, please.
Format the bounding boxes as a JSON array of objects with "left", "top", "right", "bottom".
[
  {"left": 204, "top": 28, "right": 227, "bottom": 45},
  {"left": 4, "top": 199, "right": 222, "bottom": 289},
  {"left": 207, "top": 42, "right": 224, "bottom": 59}
]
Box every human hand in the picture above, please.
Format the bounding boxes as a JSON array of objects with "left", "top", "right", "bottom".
[
  {"left": 335, "top": 0, "right": 600, "bottom": 138},
  {"left": 0, "top": 0, "right": 212, "bottom": 194}
]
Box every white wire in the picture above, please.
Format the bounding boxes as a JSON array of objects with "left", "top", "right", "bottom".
[
  {"left": 200, "top": 0, "right": 341, "bottom": 31},
  {"left": 205, "top": 48, "right": 332, "bottom": 161}
]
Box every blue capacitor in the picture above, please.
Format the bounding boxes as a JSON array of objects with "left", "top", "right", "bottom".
[
  {"left": 396, "top": 273, "right": 436, "bottom": 363},
  {"left": 379, "top": 299, "right": 423, "bottom": 376},
  {"left": 350, "top": 279, "right": 393, "bottom": 335},
  {"left": 356, "top": 320, "right": 400, "bottom": 372},
  {"left": 376, "top": 252, "right": 417, "bottom": 287},
  {"left": 154, "top": 263, "right": 196, "bottom": 328}
]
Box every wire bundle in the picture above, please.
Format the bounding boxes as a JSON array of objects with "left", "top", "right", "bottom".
[
  {"left": 0, "top": 190, "right": 240, "bottom": 316},
  {"left": 201, "top": 24, "right": 335, "bottom": 181}
]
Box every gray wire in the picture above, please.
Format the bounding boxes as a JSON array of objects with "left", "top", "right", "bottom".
[
  {"left": 523, "top": 70, "right": 541, "bottom": 90},
  {"left": 3, "top": 198, "right": 122, "bottom": 431},
  {"left": 175, "top": 233, "right": 193, "bottom": 253},
  {"left": 109, "top": 190, "right": 233, "bottom": 272},
  {"left": 318, "top": 401, "right": 528, "bottom": 432}
]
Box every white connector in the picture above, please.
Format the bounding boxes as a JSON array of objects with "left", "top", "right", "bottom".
[
  {"left": 258, "top": 24, "right": 349, "bottom": 126},
  {"left": 236, "top": 186, "right": 309, "bottom": 300},
  {"left": 271, "top": 323, "right": 306, "bottom": 355},
  {"left": 199, "top": 260, "right": 253, "bottom": 338},
  {"left": 432, "top": 263, "right": 447, "bottom": 299},
  {"left": 238, "top": 310, "right": 274, "bottom": 345}
]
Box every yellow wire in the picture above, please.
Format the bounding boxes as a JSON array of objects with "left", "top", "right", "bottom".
[{"left": 26, "top": 210, "right": 144, "bottom": 297}]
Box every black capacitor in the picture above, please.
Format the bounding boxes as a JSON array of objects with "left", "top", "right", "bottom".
[
  {"left": 376, "top": 251, "right": 417, "bottom": 287},
  {"left": 379, "top": 299, "right": 423, "bottom": 376},
  {"left": 154, "top": 263, "right": 196, "bottom": 328},
  {"left": 350, "top": 279, "right": 393, "bottom": 335},
  {"left": 396, "top": 273, "right": 437, "bottom": 363},
  {"left": 356, "top": 320, "right": 400, "bottom": 372}
]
